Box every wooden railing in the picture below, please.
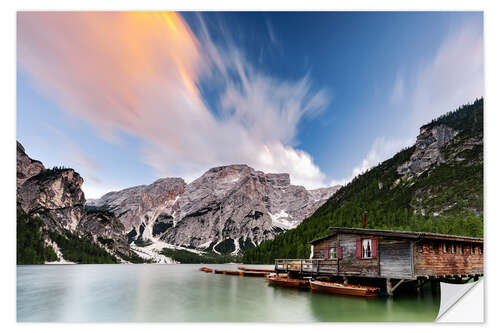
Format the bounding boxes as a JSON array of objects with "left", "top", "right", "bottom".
[{"left": 275, "top": 259, "right": 338, "bottom": 274}]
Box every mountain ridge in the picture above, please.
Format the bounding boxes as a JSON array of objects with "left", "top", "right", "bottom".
[{"left": 87, "top": 163, "right": 340, "bottom": 255}]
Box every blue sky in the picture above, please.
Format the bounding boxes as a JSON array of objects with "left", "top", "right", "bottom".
[{"left": 17, "top": 12, "right": 483, "bottom": 198}]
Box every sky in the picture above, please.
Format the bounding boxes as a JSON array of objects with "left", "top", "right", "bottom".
[{"left": 16, "top": 12, "right": 484, "bottom": 199}]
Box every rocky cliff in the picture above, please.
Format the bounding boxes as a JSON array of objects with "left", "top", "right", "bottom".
[
  {"left": 16, "top": 141, "right": 136, "bottom": 261},
  {"left": 87, "top": 178, "right": 186, "bottom": 233},
  {"left": 17, "top": 165, "right": 86, "bottom": 231},
  {"left": 88, "top": 164, "right": 341, "bottom": 254},
  {"left": 397, "top": 124, "right": 459, "bottom": 176},
  {"left": 78, "top": 208, "right": 133, "bottom": 258}
]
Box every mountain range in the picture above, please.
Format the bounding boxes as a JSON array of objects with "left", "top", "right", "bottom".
[
  {"left": 16, "top": 98, "right": 483, "bottom": 265},
  {"left": 16, "top": 143, "right": 339, "bottom": 263},
  {"left": 87, "top": 165, "right": 339, "bottom": 257}
]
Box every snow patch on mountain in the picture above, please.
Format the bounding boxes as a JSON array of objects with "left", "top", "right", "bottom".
[{"left": 269, "top": 210, "right": 297, "bottom": 229}]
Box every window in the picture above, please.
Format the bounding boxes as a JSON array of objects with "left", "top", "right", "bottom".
[
  {"left": 458, "top": 244, "right": 463, "bottom": 254},
  {"left": 417, "top": 244, "right": 423, "bottom": 253},
  {"left": 471, "top": 245, "right": 475, "bottom": 254},
  {"left": 451, "top": 243, "right": 456, "bottom": 254},
  {"left": 479, "top": 246, "right": 483, "bottom": 254},
  {"left": 329, "top": 247, "right": 337, "bottom": 259},
  {"left": 362, "top": 239, "right": 372, "bottom": 258},
  {"left": 429, "top": 243, "right": 434, "bottom": 253},
  {"left": 443, "top": 243, "right": 447, "bottom": 253}
]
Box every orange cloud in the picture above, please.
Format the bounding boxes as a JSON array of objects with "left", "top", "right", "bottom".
[
  {"left": 18, "top": 11, "right": 206, "bottom": 140},
  {"left": 18, "top": 12, "right": 331, "bottom": 189}
]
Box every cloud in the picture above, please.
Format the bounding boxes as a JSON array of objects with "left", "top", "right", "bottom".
[
  {"left": 330, "top": 137, "right": 413, "bottom": 186},
  {"left": 266, "top": 19, "right": 277, "bottom": 44},
  {"left": 390, "top": 71, "right": 405, "bottom": 105},
  {"left": 18, "top": 12, "right": 331, "bottom": 190},
  {"left": 407, "top": 23, "right": 484, "bottom": 129}
]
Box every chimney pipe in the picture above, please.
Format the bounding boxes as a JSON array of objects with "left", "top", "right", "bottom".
[{"left": 362, "top": 211, "right": 367, "bottom": 228}]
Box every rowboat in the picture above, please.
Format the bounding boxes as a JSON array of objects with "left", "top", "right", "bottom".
[
  {"left": 310, "top": 280, "right": 379, "bottom": 297},
  {"left": 241, "top": 270, "right": 269, "bottom": 277},
  {"left": 238, "top": 266, "right": 275, "bottom": 273},
  {"left": 267, "top": 275, "right": 310, "bottom": 289},
  {"left": 200, "top": 267, "right": 213, "bottom": 273}
]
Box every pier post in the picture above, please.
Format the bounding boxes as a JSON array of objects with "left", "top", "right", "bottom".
[
  {"left": 386, "top": 279, "right": 393, "bottom": 297},
  {"left": 431, "top": 280, "right": 438, "bottom": 295},
  {"left": 416, "top": 279, "right": 424, "bottom": 295}
]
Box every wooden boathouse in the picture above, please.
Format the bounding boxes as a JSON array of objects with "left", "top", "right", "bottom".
[{"left": 275, "top": 227, "right": 483, "bottom": 295}]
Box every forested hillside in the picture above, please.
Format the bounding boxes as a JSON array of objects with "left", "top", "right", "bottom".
[
  {"left": 17, "top": 208, "right": 58, "bottom": 264},
  {"left": 17, "top": 206, "right": 120, "bottom": 264},
  {"left": 243, "top": 99, "right": 483, "bottom": 264}
]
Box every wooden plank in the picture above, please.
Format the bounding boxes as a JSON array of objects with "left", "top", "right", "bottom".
[{"left": 380, "top": 240, "right": 412, "bottom": 278}]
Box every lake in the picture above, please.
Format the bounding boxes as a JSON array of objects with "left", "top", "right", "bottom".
[{"left": 17, "top": 264, "right": 439, "bottom": 322}]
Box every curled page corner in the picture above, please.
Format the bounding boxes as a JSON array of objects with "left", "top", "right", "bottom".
[{"left": 435, "top": 279, "right": 483, "bottom": 322}]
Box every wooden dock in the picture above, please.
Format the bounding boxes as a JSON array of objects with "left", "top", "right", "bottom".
[
  {"left": 238, "top": 266, "right": 275, "bottom": 273},
  {"left": 201, "top": 266, "right": 273, "bottom": 278}
]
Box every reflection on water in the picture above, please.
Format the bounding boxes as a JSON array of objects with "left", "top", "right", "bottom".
[{"left": 17, "top": 264, "right": 439, "bottom": 322}]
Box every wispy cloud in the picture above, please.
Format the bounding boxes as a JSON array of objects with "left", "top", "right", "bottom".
[
  {"left": 266, "top": 19, "right": 277, "bottom": 44},
  {"left": 390, "top": 71, "right": 405, "bottom": 105},
  {"left": 18, "top": 12, "right": 331, "bottom": 190},
  {"left": 408, "top": 23, "right": 483, "bottom": 129},
  {"left": 330, "top": 137, "right": 413, "bottom": 186}
]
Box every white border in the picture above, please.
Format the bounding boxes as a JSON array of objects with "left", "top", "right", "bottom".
[{"left": 2, "top": 0, "right": 499, "bottom": 331}]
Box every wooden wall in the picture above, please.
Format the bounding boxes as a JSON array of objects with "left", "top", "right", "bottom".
[
  {"left": 338, "top": 234, "right": 379, "bottom": 278},
  {"left": 413, "top": 241, "right": 483, "bottom": 276},
  {"left": 379, "top": 240, "right": 413, "bottom": 279},
  {"left": 312, "top": 235, "right": 338, "bottom": 259}
]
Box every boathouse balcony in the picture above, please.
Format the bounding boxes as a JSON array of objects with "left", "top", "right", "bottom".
[{"left": 275, "top": 259, "right": 338, "bottom": 275}]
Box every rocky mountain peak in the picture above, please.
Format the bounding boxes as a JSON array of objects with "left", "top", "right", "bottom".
[
  {"left": 17, "top": 141, "right": 45, "bottom": 189},
  {"left": 199, "top": 164, "right": 290, "bottom": 187},
  {"left": 17, "top": 140, "right": 86, "bottom": 230}
]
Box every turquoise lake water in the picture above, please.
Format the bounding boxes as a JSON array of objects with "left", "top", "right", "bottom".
[{"left": 17, "top": 264, "right": 439, "bottom": 322}]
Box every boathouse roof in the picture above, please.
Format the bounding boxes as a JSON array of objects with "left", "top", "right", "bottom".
[{"left": 309, "top": 227, "right": 483, "bottom": 244}]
